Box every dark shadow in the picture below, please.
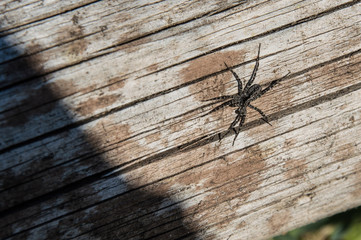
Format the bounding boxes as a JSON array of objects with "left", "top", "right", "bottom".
[{"left": 0, "top": 26, "right": 198, "bottom": 239}]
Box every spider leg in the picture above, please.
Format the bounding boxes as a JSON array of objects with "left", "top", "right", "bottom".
[
  {"left": 201, "top": 100, "right": 232, "bottom": 117},
  {"left": 244, "top": 43, "right": 261, "bottom": 92},
  {"left": 219, "top": 109, "right": 242, "bottom": 142},
  {"left": 248, "top": 104, "right": 272, "bottom": 126},
  {"left": 224, "top": 62, "right": 242, "bottom": 93},
  {"left": 232, "top": 108, "right": 247, "bottom": 146},
  {"left": 201, "top": 95, "right": 233, "bottom": 102},
  {"left": 229, "top": 110, "right": 242, "bottom": 129},
  {"left": 260, "top": 71, "right": 290, "bottom": 96}
]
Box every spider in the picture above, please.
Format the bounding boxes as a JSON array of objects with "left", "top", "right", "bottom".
[{"left": 202, "top": 43, "right": 290, "bottom": 146}]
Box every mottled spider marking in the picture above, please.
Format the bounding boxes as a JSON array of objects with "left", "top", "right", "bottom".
[{"left": 202, "top": 43, "right": 290, "bottom": 145}]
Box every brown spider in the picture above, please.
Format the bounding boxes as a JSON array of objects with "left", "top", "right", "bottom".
[{"left": 202, "top": 43, "right": 290, "bottom": 145}]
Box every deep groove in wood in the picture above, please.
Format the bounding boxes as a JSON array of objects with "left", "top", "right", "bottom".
[{"left": 0, "top": 0, "right": 102, "bottom": 34}]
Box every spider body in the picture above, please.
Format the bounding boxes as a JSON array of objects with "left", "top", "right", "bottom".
[{"left": 202, "top": 44, "right": 290, "bottom": 145}]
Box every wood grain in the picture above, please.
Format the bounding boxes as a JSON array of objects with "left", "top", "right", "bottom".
[{"left": 1, "top": 0, "right": 361, "bottom": 239}]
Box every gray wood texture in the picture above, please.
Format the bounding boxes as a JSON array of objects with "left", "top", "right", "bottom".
[{"left": 1, "top": 0, "right": 361, "bottom": 239}]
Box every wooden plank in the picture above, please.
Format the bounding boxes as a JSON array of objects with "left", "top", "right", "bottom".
[
  {"left": 1, "top": 0, "right": 361, "bottom": 239},
  {"left": 1, "top": 1, "right": 360, "bottom": 206},
  {"left": 2, "top": 87, "right": 361, "bottom": 239},
  {"left": 0, "top": 0, "right": 98, "bottom": 31},
  {"left": 0, "top": 0, "right": 357, "bottom": 148},
  {"left": 0, "top": 0, "right": 246, "bottom": 86}
]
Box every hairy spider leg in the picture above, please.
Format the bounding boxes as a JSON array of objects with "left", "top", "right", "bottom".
[
  {"left": 260, "top": 71, "right": 291, "bottom": 96},
  {"left": 229, "top": 110, "right": 242, "bottom": 129},
  {"left": 248, "top": 104, "right": 272, "bottom": 126},
  {"left": 201, "top": 95, "right": 233, "bottom": 102},
  {"left": 244, "top": 71, "right": 291, "bottom": 125},
  {"left": 232, "top": 107, "right": 247, "bottom": 146},
  {"left": 224, "top": 62, "right": 242, "bottom": 92},
  {"left": 201, "top": 100, "right": 233, "bottom": 117},
  {"left": 244, "top": 43, "right": 261, "bottom": 92},
  {"left": 219, "top": 110, "right": 242, "bottom": 142}
]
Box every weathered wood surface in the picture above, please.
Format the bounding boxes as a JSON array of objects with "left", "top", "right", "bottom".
[{"left": 1, "top": 0, "right": 361, "bottom": 239}]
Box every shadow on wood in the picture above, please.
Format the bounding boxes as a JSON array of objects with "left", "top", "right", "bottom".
[{"left": 0, "top": 30, "right": 198, "bottom": 240}]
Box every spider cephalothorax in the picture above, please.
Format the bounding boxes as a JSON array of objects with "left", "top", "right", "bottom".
[{"left": 202, "top": 43, "right": 290, "bottom": 145}]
